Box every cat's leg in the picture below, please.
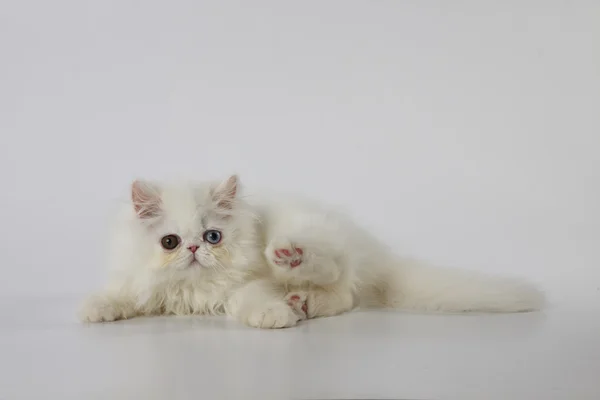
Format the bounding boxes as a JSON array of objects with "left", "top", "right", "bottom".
[
  {"left": 226, "top": 279, "right": 304, "bottom": 329},
  {"left": 284, "top": 292, "right": 309, "bottom": 318},
  {"left": 286, "top": 284, "right": 356, "bottom": 319},
  {"left": 265, "top": 235, "right": 355, "bottom": 318},
  {"left": 79, "top": 292, "right": 138, "bottom": 322},
  {"left": 265, "top": 236, "right": 343, "bottom": 286}
]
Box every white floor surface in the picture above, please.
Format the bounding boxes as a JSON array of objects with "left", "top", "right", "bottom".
[{"left": 1, "top": 298, "right": 598, "bottom": 400}]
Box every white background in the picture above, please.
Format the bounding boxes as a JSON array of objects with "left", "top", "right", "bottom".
[{"left": 1, "top": 0, "right": 598, "bottom": 304}]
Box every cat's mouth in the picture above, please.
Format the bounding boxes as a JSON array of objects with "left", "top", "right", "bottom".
[{"left": 189, "top": 259, "right": 201, "bottom": 268}]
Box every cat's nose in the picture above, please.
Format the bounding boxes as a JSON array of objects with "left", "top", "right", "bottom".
[{"left": 187, "top": 245, "right": 199, "bottom": 253}]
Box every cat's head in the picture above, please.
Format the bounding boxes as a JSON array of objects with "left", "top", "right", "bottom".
[{"left": 126, "top": 175, "right": 260, "bottom": 277}]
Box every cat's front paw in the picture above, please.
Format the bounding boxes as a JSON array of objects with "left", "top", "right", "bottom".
[
  {"left": 78, "top": 294, "right": 132, "bottom": 323},
  {"left": 241, "top": 302, "right": 301, "bottom": 329}
]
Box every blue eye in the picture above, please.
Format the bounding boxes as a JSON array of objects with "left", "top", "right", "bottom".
[{"left": 203, "top": 230, "right": 222, "bottom": 244}]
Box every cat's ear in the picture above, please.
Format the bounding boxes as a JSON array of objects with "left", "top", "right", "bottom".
[
  {"left": 131, "top": 180, "right": 161, "bottom": 219},
  {"left": 212, "top": 175, "right": 238, "bottom": 210}
]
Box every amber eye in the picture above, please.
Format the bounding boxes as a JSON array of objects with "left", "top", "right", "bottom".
[
  {"left": 160, "top": 234, "right": 181, "bottom": 250},
  {"left": 203, "top": 230, "right": 222, "bottom": 245}
]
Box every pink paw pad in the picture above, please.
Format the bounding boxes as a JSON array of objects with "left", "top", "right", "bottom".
[
  {"left": 273, "top": 247, "right": 304, "bottom": 268},
  {"left": 286, "top": 293, "right": 308, "bottom": 319}
]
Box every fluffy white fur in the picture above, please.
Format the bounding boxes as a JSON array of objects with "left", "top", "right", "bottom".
[
  {"left": 79, "top": 177, "right": 296, "bottom": 326},
  {"left": 255, "top": 193, "right": 545, "bottom": 322},
  {"left": 80, "top": 175, "right": 544, "bottom": 328}
]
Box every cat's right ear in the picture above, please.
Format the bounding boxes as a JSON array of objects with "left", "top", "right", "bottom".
[
  {"left": 212, "top": 174, "right": 238, "bottom": 210},
  {"left": 131, "top": 180, "right": 161, "bottom": 219}
]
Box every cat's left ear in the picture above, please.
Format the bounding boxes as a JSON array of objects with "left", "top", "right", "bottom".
[
  {"left": 212, "top": 174, "right": 238, "bottom": 209},
  {"left": 132, "top": 180, "right": 161, "bottom": 219}
]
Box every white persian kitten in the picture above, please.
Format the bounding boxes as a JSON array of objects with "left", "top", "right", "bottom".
[
  {"left": 79, "top": 176, "right": 294, "bottom": 327},
  {"left": 80, "top": 175, "right": 544, "bottom": 328}
]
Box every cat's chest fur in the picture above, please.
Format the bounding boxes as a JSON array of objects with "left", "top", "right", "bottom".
[{"left": 133, "top": 270, "right": 251, "bottom": 317}]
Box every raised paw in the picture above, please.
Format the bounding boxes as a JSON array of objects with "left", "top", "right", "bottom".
[
  {"left": 272, "top": 246, "right": 304, "bottom": 268},
  {"left": 285, "top": 292, "right": 309, "bottom": 319}
]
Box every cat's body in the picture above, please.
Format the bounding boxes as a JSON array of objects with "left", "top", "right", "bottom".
[
  {"left": 80, "top": 176, "right": 544, "bottom": 328},
  {"left": 253, "top": 192, "right": 544, "bottom": 322}
]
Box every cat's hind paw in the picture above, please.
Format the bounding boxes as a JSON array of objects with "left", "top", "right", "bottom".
[
  {"left": 267, "top": 238, "right": 304, "bottom": 269},
  {"left": 241, "top": 301, "right": 301, "bottom": 329},
  {"left": 285, "top": 292, "right": 309, "bottom": 320}
]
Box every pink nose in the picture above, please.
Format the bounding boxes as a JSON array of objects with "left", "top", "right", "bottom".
[{"left": 188, "top": 245, "right": 199, "bottom": 253}]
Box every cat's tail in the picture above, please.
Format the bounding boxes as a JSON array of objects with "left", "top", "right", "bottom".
[{"left": 367, "top": 257, "right": 545, "bottom": 313}]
